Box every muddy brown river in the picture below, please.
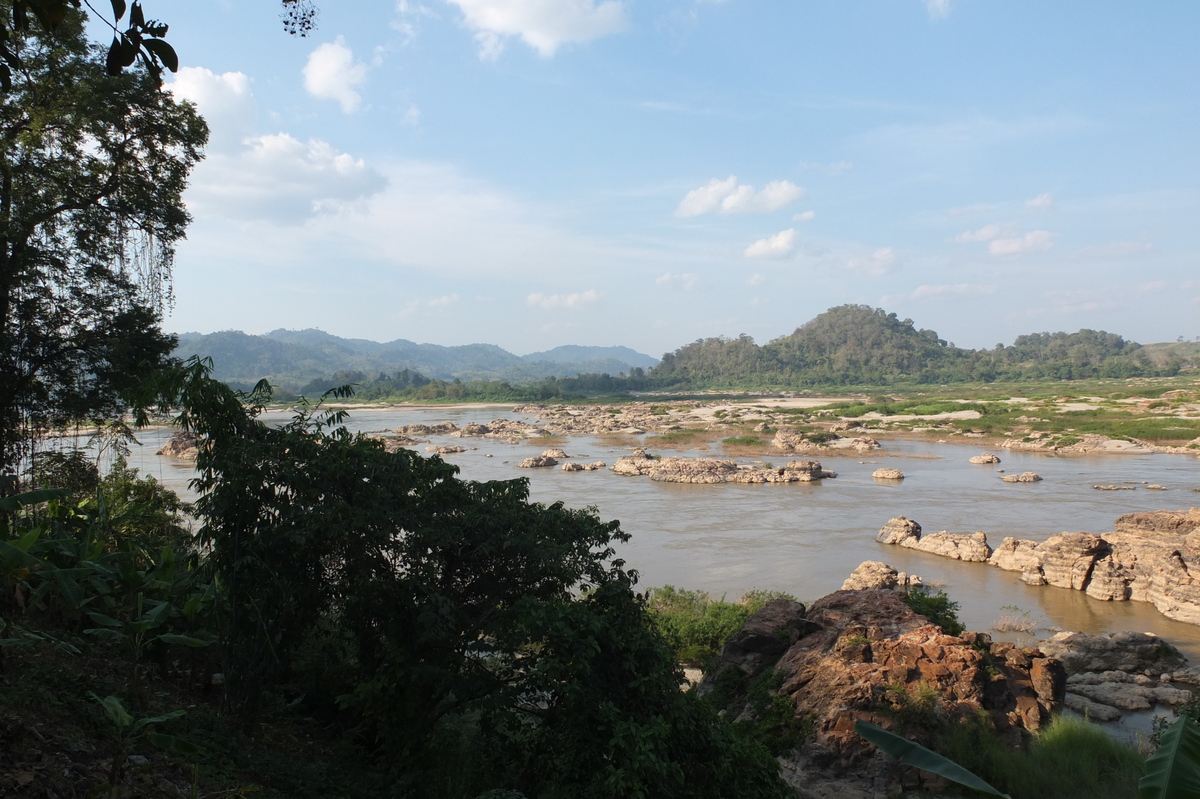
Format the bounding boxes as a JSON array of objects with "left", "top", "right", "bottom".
[{"left": 122, "top": 405, "right": 1200, "bottom": 674}]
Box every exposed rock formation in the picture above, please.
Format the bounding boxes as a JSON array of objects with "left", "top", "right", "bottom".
[
  {"left": 155, "top": 432, "right": 204, "bottom": 460},
  {"left": 772, "top": 428, "right": 881, "bottom": 453},
  {"left": 541, "top": 448, "right": 568, "bottom": 459},
  {"left": 610, "top": 451, "right": 836, "bottom": 484},
  {"left": 840, "top": 561, "right": 922, "bottom": 591},
  {"left": 880, "top": 509, "right": 1200, "bottom": 627},
  {"left": 1000, "top": 472, "right": 1042, "bottom": 483},
  {"left": 517, "top": 455, "right": 557, "bottom": 468},
  {"left": 396, "top": 422, "right": 458, "bottom": 436},
  {"left": 969, "top": 453, "right": 1001, "bottom": 464},
  {"left": 871, "top": 468, "right": 904, "bottom": 480},
  {"left": 874, "top": 517, "right": 991, "bottom": 562},
  {"left": 1035, "top": 631, "right": 1192, "bottom": 721},
  {"left": 698, "top": 589, "right": 1064, "bottom": 790},
  {"left": 562, "top": 461, "right": 605, "bottom": 472},
  {"left": 425, "top": 445, "right": 466, "bottom": 454}
]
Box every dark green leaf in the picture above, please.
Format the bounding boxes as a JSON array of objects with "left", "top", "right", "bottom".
[
  {"left": 144, "top": 730, "right": 201, "bottom": 755},
  {"left": 142, "top": 37, "right": 177, "bottom": 72},
  {"left": 156, "top": 633, "right": 214, "bottom": 648},
  {"left": 1140, "top": 715, "right": 1200, "bottom": 799},
  {"left": 109, "top": 0, "right": 126, "bottom": 22},
  {"left": 856, "top": 720, "right": 1011, "bottom": 798}
]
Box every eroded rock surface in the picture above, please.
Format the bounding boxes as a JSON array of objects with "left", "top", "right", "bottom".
[
  {"left": 840, "top": 561, "right": 922, "bottom": 591},
  {"left": 609, "top": 449, "right": 836, "bottom": 484},
  {"left": 698, "top": 589, "right": 1064, "bottom": 791},
  {"left": 1000, "top": 471, "right": 1042, "bottom": 483},
  {"left": 880, "top": 510, "right": 1200, "bottom": 627},
  {"left": 969, "top": 452, "right": 1001, "bottom": 464},
  {"left": 156, "top": 431, "right": 204, "bottom": 460},
  {"left": 871, "top": 468, "right": 904, "bottom": 480}
]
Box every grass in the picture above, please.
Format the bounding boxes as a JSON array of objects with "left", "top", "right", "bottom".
[
  {"left": 991, "top": 605, "right": 1037, "bottom": 634},
  {"left": 936, "top": 714, "right": 1144, "bottom": 799},
  {"left": 721, "top": 435, "right": 764, "bottom": 446}
]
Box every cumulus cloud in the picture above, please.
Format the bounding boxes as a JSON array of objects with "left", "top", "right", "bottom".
[
  {"left": 173, "top": 68, "right": 386, "bottom": 223},
  {"left": 303, "top": 37, "right": 370, "bottom": 113},
  {"left": 525, "top": 289, "right": 600, "bottom": 309},
  {"left": 402, "top": 104, "right": 422, "bottom": 126},
  {"left": 924, "top": 0, "right": 953, "bottom": 19},
  {"left": 988, "top": 230, "right": 1053, "bottom": 256},
  {"left": 656, "top": 272, "right": 699, "bottom": 290},
  {"left": 954, "top": 223, "right": 1005, "bottom": 243},
  {"left": 794, "top": 210, "right": 815, "bottom": 222},
  {"left": 1025, "top": 192, "right": 1053, "bottom": 210},
  {"left": 845, "top": 247, "right": 896, "bottom": 276},
  {"left": 169, "top": 68, "right": 255, "bottom": 152},
  {"left": 744, "top": 228, "right": 796, "bottom": 259},
  {"left": 676, "top": 176, "right": 804, "bottom": 217},
  {"left": 446, "top": 0, "right": 628, "bottom": 59}
]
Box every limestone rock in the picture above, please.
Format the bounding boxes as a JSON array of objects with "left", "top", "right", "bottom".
[
  {"left": 910, "top": 531, "right": 992, "bottom": 562},
  {"left": 871, "top": 468, "right": 904, "bottom": 480},
  {"left": 1000, "top": 471, "right": 1042, "bottom": 483},
  {"left": 841, "top": 561, "right": 922, "bottom": 591},
  {"left": 562, "top": 461, "right": 605, "bottom": 472},
  {"left": 969, "top": 453, "right": 1001, "bottom": 464},
  {"left": 1063, "top": 693, "right": 1122, "bottom": 722},
  {"left": 1034, "top": 533, "right": 1108, "bottom": 590},
  {"left": 518, "top": 455, "right": 557, "bottom": 468},
  {"left": 156, "top": 431, "right": 204, "bottom": 460},
  {"left": 424, "top": 445, "right": 466, "bottom": 454},
  {"left": 1036, "top": 631, "right": 1186, "bottom": 675},
  {"left": 396, "top": 422, "right": 458, "bottom": 436},
  {"left": 541, "top": 448, "right": 568, "bottom": 459},
  {"left": 610, "top": 449, "right": 656, "bottom": 476},
  {"left": 876, "top": 516, "right": 921, "bottom": 546}
]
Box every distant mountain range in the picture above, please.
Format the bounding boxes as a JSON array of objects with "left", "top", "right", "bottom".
[{"left": 172, "top": 329, "right": 658, "bottom": 391}]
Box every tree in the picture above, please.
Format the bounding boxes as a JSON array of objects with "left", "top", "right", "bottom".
[{"left": 0, "top": 11, "right": 207, "bottom": 487}]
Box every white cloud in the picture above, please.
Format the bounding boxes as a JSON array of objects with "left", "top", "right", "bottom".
[
  {"left": 525, "top": 289, "right": 600, "bottom": 309},
  {"left": 954, "top": 223, "right": 1005, "bottom": 243},
  {"left": 303, "top": 37, "right": 370, "bottom": 113},
  {"left": 446, "top": 0, "right": 628, "bottom": 58},
  {"left": 393, "top": 293, "right": 461, "bottom": 319},
  {"left": 656, "top": 272, "right": 699, "bottom": 290},
  {"left": 402, "top": 104, "right": 422, "bottom": 126},
  {"left": 169, "top": 68, "right": 255, "bottom": 152},
  {"left": 1025, "top": 192, "right": 1053, "bottom": 210},
  {"left": 744, "top": 228, "right": 796, "bottom": 259},
  {"left": 924, "top": 0, "right": 953, "bottom": 19},
  {"left": 747, "top": 273, "right": 765, "bottom": 287},
  {"left": 988, "top": 230, "right": 1053, "bottom": 256},
  {"left": 174, "top": 69, "right": 387, "bottom": 223},
  {"left": 793, "top": 210, "right": 815, "bottom": 222},
  {"left": 676, "top": 176, "right": 804, "bottom": 217},
  {"left": 428, "top": 293, "right": 460, "bottom": 306},
  {"left": 845, "top": 247, "right": 896, "bottom": 276}
]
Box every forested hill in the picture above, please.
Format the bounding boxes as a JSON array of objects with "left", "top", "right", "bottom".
[
  {"left": 172, "top": 329, "right": 658, "bottom": 392},
  {"left": 649, "top": 305, "right": 1180, "bottom": 387}
]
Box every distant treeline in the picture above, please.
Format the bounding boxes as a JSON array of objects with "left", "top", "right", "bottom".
[{"left": 227, "top": 305, "right": 1185, "bottom": 401}]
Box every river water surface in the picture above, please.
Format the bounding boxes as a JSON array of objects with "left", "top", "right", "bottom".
[{"left": 122, "top": 405, "right": 1200, "bottom": 667}]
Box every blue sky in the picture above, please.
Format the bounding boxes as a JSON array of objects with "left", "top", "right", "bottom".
[{"left": 153, "top": 0, "right": 1199, "bottom": 357}]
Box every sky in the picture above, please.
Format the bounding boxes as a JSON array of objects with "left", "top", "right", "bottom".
[{"left": 143, "top": 0, "right": 1199, "bottom": 358}]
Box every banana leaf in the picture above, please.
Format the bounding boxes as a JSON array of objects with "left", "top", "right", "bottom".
[
  {"left": 855, "top": 719, "right": 1011, "bottom": 797},
  {"left": 1140, "top": 715, "right": 1200, "bottom": 799}
]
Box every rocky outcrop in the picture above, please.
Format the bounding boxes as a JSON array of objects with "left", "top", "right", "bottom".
[
  {"left": 874, "top": 517, "right": 991, "bottom": 562},
  {"left": 396, "top": 422, "right": 458, "bottom": 436},
  {"left": 562, "top": 461, "right": 605, "bottom": 472},
  {"left": 609, "top": 450, "right": 836, "bottom": 484},
  {"left": 1035, "top": 631, "right": 1193, "bottom": 722},
  {"left": 880, "top": 509, "right": 1200, "bottom": 627},
  {"left": 156, "top": 431, "right": 204, "bottom": 460},
  {"left": 871, "top": 468, "right": 904, "bottom": 480},
  {"left": 969, "top": 453, "right": 1001, "bottom": 464},
  {"left": 518, "top": 455, "right": 557, "bottom": 468},
  {"left": 425, "top": 445, "right": 466, "bottom": 454},
  {"left": 841, "top": 561, "right": 922, "bottom": 591},
  {"left": 772, "top": 428, "right": 881, "bottom": 453},
  {"left": 698, "top": 589, "right": 1064, "bottom": 790},
  {"left": 1000, "top": 472, "right": 1042, "bottom": 483}
]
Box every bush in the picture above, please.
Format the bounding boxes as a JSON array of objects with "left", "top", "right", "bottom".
[
  {"left": 901, "top": 587, "right": 964, "bottom": 635},
  {"left": 647, "top": 586, "right": 795, "bottom": 666}
]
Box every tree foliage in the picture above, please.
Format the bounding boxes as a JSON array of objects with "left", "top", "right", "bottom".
[
  {"left": 0, "top": 10, "right": 206, "bottom": 484},
  {"left": 128, "top": 361, "right": 792, "bottom": 797}
]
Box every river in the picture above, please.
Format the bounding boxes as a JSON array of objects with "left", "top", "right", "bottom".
[{"left": 119, "top": 404, "right": 1200, "bottom": 669}]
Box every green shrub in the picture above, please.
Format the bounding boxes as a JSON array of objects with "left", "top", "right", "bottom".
[
  {"left": 722, "top": 435, "right": 763, "bottom": 446},
  {"left": 647, "top": 586, "right": 795, "bottom": 666},
  {"left": 901, "top": 587, "right": 964, "bottom": 635}
]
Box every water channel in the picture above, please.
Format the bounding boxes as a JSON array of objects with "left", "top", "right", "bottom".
[{"left": 121, "top": 404, "right": 1200, "bottom": 670}]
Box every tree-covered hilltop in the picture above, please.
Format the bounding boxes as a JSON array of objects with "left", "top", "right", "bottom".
[{"left": 649, "top": 305, "right": 1174, "bottom": 388}]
